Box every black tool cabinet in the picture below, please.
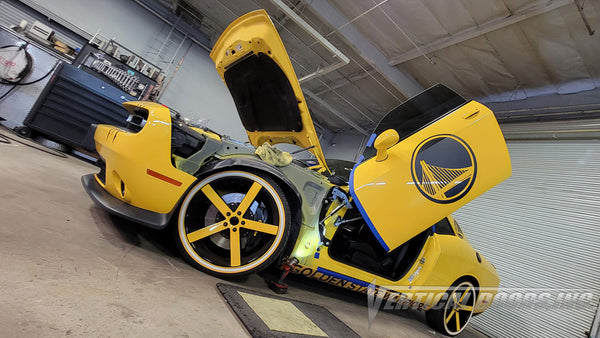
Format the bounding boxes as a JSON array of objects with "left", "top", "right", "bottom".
[{"left": 25, "top": 62, "right": 135, "bottom": 149}]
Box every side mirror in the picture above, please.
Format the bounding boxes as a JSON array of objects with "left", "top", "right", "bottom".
[{"left": 374, "top": 129, "right": 399, "bottom": 162}]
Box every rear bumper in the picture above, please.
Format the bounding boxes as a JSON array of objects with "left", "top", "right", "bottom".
[{"left": 82, "top": 174, "right": 171, "bottom": 229}]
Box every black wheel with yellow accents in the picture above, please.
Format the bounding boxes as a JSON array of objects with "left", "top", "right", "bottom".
[
  {"left": 175, "top": 170, "right": 291, "bottom": 277},
  {"left": 426, "top": 280, "right": 477, "bottom": 336}
]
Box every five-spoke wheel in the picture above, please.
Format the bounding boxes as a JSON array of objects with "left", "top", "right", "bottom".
[
  {"left": 175, "top": 171, "right": 291, "bottom": 277},
  {"left": 426, "top": 280, "right": 477, "bottom": 336}
]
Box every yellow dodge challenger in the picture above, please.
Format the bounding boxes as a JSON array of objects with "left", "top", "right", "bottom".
[{"left": 82, "top": 10, "right": 511, "bottom": 336}]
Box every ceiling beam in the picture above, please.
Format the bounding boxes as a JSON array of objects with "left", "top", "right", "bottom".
[
  {"left": 303, "top": 89, "right": 370, "bottom": 135},
  {"left": 314, "top": 69, "right": 378, "bottom": 96},
  {"left": 389, "top": 0, "right": 574, "bottom": 66},
  {"left": 269, "top": 0, "right": 369, "bottom": 130},
  {"left": 270, "top": 0, "right": 350, "bottom": 83},
  {"left": 304, "top": 0, "right": 423, "bottom": 98}
]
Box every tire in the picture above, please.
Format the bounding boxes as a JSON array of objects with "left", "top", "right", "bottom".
[
  {"left": 175, "top": 170, "right": 292, "bottom": 278},
  {"left": 426, "top": 279, "right": 477, "bottom": 336}
]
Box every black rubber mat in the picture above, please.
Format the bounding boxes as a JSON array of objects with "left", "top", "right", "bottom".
[{"left": 217, "top": 283, "right": 361, "bottom": 338}]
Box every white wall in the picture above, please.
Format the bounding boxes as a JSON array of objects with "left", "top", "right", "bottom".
[
  {"left": 158, "top": 43, "right": 247, "bottom": 140},
  {"left": 29, "top": 0, "right": 163, "bottom": 54},
  {"left": 29, "top": 0, "right": 246, "bottom": 140}
]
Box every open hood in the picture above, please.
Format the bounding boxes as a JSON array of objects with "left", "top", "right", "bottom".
[
  {"left": 350, "top": 85, "right": 512, "bottom": 252},
  {"left": 210, "top": 10, "right": 328, "bottom": 172}
]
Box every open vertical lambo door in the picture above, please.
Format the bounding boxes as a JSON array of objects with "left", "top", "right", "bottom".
[
  {"left": 209, "top": 10, "right": 511, "bottom": 253},
  {"left": 350, "top": 84, "right": 511, "bottom": 252},
  {"left": 210, "top": 10, "right": 329, "bottom": 172}
]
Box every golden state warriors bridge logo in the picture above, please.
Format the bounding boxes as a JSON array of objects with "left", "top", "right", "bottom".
[{"left": 411, "top": 134, "right": 477, "bottom": 204}]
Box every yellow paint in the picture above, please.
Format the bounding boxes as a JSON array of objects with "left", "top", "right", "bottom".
[
  {"left": 178, "top": 171, "right": 288, "bottom": 274},
  {"left": 293, "top": 213, "right": 498, "bottom": 314},
  {"left": 352, "top": 101, "right": 511, "bottom": 251},
  {"left": 93, "top": 102, "right": 196, "bottom": 214},
  {"left": 235, "top": 182, "right": 261, "bottom": 215},
  {"left": 88, "top": 9, "right": 505, "bottom": 320},
  {"left": 186, "top": 221, "right": 226, "bottom": 243},
  {"left": 230, "top": 226, "right": 241, "bottom": 267},
  {"left": 238, "top": 292, "right": 327, "bottom": 337},
  {"left": 200, "top": 183, "right": 233, "bottom": 215},
  {"left": 374, "top": 129, "right": 399, "bottom": 162},
  {"left": 210, "top": 10, "right": 329, "bottom": 173},
  {"left": 242, "top": 220, "right": 278, "bottom": 235}
]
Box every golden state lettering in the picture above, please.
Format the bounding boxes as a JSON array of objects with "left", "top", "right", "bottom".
[
  {"left": 292, "top": 265, "right": 367, "bottom": 292},
  {"left": 291, "top": 265, "right": 426, "bottom": 310}
]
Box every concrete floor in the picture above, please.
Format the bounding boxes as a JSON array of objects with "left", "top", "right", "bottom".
[{"left": 0, "top": 136, "right": 489, "bottom": 337}]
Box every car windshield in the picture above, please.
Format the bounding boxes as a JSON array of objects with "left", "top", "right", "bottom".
[{"left": 362, "top": 84, "right": 467, "bottom": 161}]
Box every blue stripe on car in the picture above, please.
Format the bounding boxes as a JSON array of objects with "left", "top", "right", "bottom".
[
  {"left": 316, "top": 267, "right": 370, "bottom": 287},
  {"left": 348, "top": 155, "right": 391, "bottom": 252}
]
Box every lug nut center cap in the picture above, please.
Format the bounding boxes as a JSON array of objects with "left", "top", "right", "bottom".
[{"left": 230, "top": 217, "right": 240, "bottom": 226}]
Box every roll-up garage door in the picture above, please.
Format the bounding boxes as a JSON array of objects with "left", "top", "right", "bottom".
[{"left": 454, "top": 139, "right": 600, "bottom": 337}]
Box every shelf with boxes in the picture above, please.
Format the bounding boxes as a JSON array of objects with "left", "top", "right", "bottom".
[{"left": 74, "top": 37, "right": 163, "bottom": 101}]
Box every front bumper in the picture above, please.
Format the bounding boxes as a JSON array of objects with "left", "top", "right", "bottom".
[
  {"left": 82, "top": 174, "right": 172, "bottom": 229},
  {"left": 89, "top": 102, "right": 196, "bottom": 215}
]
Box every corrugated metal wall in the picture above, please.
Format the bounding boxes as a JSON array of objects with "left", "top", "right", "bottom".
[{"left": 455, "top": 140, "right": 600, "bottom": 337}]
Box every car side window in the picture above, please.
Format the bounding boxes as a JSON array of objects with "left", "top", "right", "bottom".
[{"left": 435, "top": 218, "right": 455, "bottom": 236}]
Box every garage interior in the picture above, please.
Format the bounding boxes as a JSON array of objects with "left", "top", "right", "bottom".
[{"left": 1, "top": 0, "right": 599, "bottom": 337}]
